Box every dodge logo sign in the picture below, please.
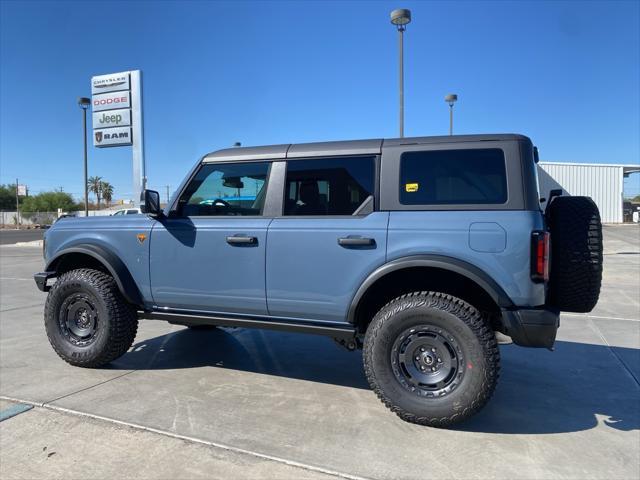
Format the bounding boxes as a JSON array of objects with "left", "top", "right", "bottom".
[
  {"left": 95, "top": 131, "right": 103, "bottom": 143},
  {"left": 92, "top": 91, "right": 131, "bottom": 112}
]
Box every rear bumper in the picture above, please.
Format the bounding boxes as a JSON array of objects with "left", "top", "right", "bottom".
[
  {"left": 34, "top": 271, "right": 55, "bottom": 292},
  {"left": 501, "top": 307, "right": 559, "bottom": 348}
]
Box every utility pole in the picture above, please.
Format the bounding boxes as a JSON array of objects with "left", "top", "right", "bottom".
[
  {"left": 15, "top": 178, "right": 19, "bottom": 230},
  {"left": 165, "top": 185, "right": 170, "bottom": 204}
]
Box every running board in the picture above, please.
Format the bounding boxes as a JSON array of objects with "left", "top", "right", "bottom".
[{"left": 138, "top": 310, "right": 357, "bottom": 342}]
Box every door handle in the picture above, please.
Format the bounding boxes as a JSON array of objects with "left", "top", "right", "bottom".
[
  {"left": 226, "top": 235, "right": 257, "bottom": 245},
  {"left": 338, "top": 236, "right": 375, "bottom": 247}
]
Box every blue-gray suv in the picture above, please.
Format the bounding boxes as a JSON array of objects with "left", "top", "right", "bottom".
[{"left": 35, "top": 134, "right": 603, "bottom": 426}]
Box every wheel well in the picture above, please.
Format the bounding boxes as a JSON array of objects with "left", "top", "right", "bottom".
[
  {"left": 48, "top": 251, "right": 142, "bottom": 307},
  {"left": 353, "top": 267, "right": 502, "bottom": 334},
  {"left": 51, "top": 252, "right": 110, "bottom": 276}
]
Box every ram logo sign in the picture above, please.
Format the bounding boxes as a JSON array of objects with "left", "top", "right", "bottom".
[{"left": 93, "top": 127, "right": 132, "bottom": 147}]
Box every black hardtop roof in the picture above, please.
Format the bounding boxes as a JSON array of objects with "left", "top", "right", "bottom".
[{"left": 202, "top": 134, "right": 530, "bottom": 163}]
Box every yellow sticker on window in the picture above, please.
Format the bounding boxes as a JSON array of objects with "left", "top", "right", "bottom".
[{"left": 405, "top": 183, "right": 419, "bottom": 193}]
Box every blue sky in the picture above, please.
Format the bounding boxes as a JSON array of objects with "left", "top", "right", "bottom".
[{"left": 1, "top": 0, "right": 639, "bottom": 200}]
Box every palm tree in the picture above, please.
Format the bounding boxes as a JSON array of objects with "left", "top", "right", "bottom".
[
  {"left": 101, "top": 181, "right": 114, "bottom": 207},
  {"left": 87, "top": 176, "right": 102, "bottom": 209}
]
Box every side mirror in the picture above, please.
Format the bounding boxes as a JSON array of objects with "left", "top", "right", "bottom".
[{"left": 141, "top": 189, "right": 162, "bottom": 217}]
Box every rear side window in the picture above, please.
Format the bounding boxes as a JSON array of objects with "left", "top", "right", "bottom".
[
  {"left": 284, "top": 156, "right": 375, "bottom": 215},
  {"left": 399, "top": 149, "right": 507, "bottom": 205}
]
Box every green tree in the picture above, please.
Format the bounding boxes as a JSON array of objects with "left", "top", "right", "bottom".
[
  {"left": 633, "top": 195, "right": 640, "bottom": 202},
  {"left": 87, "top": 176, "right": 103, "bottom": 209},
  {"left": 101, "top": 181, "right": 114, "bottom": 207},
  {"left": 21, "top": 191, "right": 77, "bottom": 212},
  {"left": 0, "top": 184, "right": 18, "bottom": 210}
]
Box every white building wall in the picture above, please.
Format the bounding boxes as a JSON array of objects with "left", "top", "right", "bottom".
[{"left": 537, "top": 163, "right": 623, "bottom": 223}]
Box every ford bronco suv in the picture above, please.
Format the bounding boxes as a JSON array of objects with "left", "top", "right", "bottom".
[{"left": 35, "top": 134, "right": 603, "bottom": 426}]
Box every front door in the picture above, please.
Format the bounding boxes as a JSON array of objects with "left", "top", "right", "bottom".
[
  {"left": 266, "top": 155, "right": 388, "bottom": 322},
  {"left": 150, "top": 161, "right": 272, "bottom": 315}
]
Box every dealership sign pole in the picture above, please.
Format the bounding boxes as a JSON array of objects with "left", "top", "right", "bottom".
[{"left": 91, "top": 70, "right": 146, "bottom": 205}]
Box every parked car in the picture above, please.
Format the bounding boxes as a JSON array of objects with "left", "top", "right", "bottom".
[
  {"left": 34, "top": 134, "right": 603, "bottom": 427},
  {"left": 111, "top": 207, "right": 142, "bottom": 216}
]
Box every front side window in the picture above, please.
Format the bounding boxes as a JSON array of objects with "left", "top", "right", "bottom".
[
  {"left": 399, "top": 148, "right": 507, "bottom": 205},
  {"left": 178, "top": 162, "right": 270, "bottom": 216},
  {"left": 284, "top": 156, "right": 375, "bottom": 216}
]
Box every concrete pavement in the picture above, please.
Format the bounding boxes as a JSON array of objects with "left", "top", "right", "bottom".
[{"left": 1, "top": 225, "right": 638, "bottom": 479}]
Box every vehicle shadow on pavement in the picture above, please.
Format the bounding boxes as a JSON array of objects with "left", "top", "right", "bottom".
[
  {"left": 113, "top": 330, "right": 639, "bottom": 434},
  {"left": 455, "top": 340, "right": 640, "bottom": 435},
  {"left": 113, "top": 326, "right": 371, "bottom": 390}
]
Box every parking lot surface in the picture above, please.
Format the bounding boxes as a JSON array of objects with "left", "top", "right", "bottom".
[
  {"left": 0, "top": 229, "right": 44, "bottom": 245},
  {"left": 1, "top": 225, "right": 638, "bottom": 479}
]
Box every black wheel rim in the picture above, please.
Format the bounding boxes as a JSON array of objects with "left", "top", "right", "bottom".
[
  {"left": 58, "top": 293, "right": 99, "bottom": 347},
  {"left": 391, "top": 325, "right": 465, "bottom": 397}
]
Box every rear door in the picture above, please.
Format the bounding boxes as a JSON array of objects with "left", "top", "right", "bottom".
[
  {"left": 266, "top": 155, "right": 388, "bottom": 322},
  {"left": 149, "top": 161, "right": 273, "bottom": 315}
]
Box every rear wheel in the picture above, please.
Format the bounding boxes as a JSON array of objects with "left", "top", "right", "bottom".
[
  {"left": 363, "top": 292, "right": 499, "bottom": 427},
  {"left": 44, "top": 268, "right": 138, "bottom": 368},
  {"left": 547, "top": 196, "right": 603, "bottom": 312}
]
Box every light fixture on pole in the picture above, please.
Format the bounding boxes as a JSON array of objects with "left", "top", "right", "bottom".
[
  {"left": 390, "top": 8, "right": 411, "bottom": 138},
  {"left": 78, "top": 97, "right": 91, "bottom": 217},
  {"left": 445, "top": 94, "right": 458, "bottom": 135}
]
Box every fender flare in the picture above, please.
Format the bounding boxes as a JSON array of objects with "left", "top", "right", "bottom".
[
  {"left": 46, "top": 244, "right": 143, "bottom": 307},
  {"left": 347, "top": 254, "right": 514, "bottom": 324}
]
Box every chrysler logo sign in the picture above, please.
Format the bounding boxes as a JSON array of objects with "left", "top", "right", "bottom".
[{"left": 91, "top": 71, "right": 130, "bottom": 94}]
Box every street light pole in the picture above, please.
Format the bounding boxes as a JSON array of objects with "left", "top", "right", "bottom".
[
  {"left": 78, "top": 97, "right": 91, "bottom": 217},
  {"left": 399, "top": 27, "right": 404, "bottom": 138},
  {"left": 445, "top": 94, "right": 458, "bottom": 135},
  {"left": 390, "top": 9, "right": 411, "bottom": 138}
]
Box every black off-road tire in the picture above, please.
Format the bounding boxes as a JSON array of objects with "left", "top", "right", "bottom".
[
  {"left": 547, "top": 196, "right": 603, "bottom": 313},
  {"left": 44, "top": 268, "right": 138, "bottom": 368},
  {"left": 363, "top": 292, "right": 499, "bottom": 427}
]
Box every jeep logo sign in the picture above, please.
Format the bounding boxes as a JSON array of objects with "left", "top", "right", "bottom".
[
  {"left": 92, "top": 108, "right": 131, "bottom": 128},
  {"left": 92, "top": 91, "right": 130, "bottom": 112},
  {"left": 93, "top": 127, "right": 132, "bottom": 147}
]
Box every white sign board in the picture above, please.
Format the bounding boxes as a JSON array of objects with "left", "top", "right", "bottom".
[
  {"left": 91, "top": 72, "right": 130, "bottom": 94},
  {"left": 93, "top": 127, "right": 133, "bottom": 147},
  {"left": 92, "top": 91, "right": 130, "bottom": 112},
  {"left": 92, "top": 108, "right": 131, "bottom": 128},
  {"left": 17, "top": 185, "right": 27, "bottom": 196},
  {"left": 90, "top": 69, "right": 145, "bottom": 205}
]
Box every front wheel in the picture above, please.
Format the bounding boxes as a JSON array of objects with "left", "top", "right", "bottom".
[
  {"left": 44, "top": 268, "right": 138, "bottom": 368},
  {"left": 363, "top": 292, "right": 499, "bottom": 427}
]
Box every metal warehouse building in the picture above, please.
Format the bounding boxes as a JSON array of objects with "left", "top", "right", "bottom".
[{"left": 537, "top": 162, "right": 640, "bottom": 223}]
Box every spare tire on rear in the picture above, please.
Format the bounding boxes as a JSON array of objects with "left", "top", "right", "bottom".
[{"left": 546, "top": 196, "right": 603, "bottom": 312}]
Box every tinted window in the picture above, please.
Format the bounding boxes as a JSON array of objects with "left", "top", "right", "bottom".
[
  {"left": 399, "top": 149, "right": 507, "bottom": 205},
  {"left": 178, "top": 162, "right": 270, "bottom": 216},
  {"left": 284, "top": 156, "right": 375, "bottom": 215}
]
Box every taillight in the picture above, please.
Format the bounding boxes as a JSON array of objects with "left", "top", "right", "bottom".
[{"left": 531, "top": 231, "right": 550, "bottom": 282}]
